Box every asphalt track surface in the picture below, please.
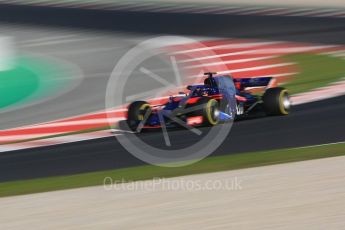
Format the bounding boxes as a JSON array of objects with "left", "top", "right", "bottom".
[
  {"left": 0, "top": 4, "right": 344, "bottom": 182},
  {"left": 1, "top": 96, "right": 345, "bottom": 182}
]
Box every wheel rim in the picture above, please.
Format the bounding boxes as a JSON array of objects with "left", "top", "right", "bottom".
[
  {"left": 279, "top": 90, "right": 290, "bottom": 114},
  {"left": 212, "top": 106, "right": 220, "bottom": 120},
  {"left": 283, "top": 94, "right": 291, "bottom": 111},
  {"left": 137, "top": 104, "right": 150, "bottom": 121},
  {"left": 206, "top": 100, "right": 219, "bottom": 125}
]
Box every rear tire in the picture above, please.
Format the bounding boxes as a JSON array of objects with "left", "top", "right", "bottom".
[
  {"left": 263, "top": 87, "right": 290, "bottom": 116},
  {"left": 126, "top": 101, "right": 151, "bottom": 131}
]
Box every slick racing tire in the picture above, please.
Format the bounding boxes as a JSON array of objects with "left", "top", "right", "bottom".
[
  {"left": 127, "top": 101, "right": 151, "bottom": 131},
  {"left": 194, "top": 97, "right": 220, "bottom": 126},
  {"left": 263, "top": 87, "right": 291, "bottom": 116}
]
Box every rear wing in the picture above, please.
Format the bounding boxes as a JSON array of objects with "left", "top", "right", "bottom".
[{"left": 234, "top": 77, "right": 277, "bottom": 89}]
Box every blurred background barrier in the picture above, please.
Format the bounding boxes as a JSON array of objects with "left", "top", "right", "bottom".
[
  {"left": 147, "top": 0, "right": 345, "bottom": 8},
  {"left": 0, "top": 0, "right": 345, "bottom": 9},
  {"left": 149, "top": 0, "right": 345, "bottom": 7},
  {"left": 0, "top": 1, "right": 344, "bottom": 44}
]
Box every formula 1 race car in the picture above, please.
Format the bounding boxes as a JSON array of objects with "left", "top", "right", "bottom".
[{"left": 126, "top": 73, "right": 290, "bottom": 132}]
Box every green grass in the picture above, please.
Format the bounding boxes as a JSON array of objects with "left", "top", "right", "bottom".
[
  {"left": 282, "top": 53, "right": 345, "bottom": 95},
  {"left": 1, "top": 142, "right": 344, "bottom": 197}
]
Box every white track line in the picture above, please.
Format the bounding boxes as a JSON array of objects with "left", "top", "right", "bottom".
[
  {"left": 189, "top": 63, "right": 296, "bottom": 78},
  {"left": 292, "top": 77, "right": 345, "bottom": 105},
  {"left": 0, "top": 130, "right": 117, "bottom": 152},
  {"left": 179, "top": 45, "right": 339, "bottom": 63},
  {"left": 324, "top": 50, "right": 345, "bottom": 58},
  {"left": 183, "top": 55, "right": 278, "bottom": 69},
  {"left": 1, "top": 107, "right": 127, "bottom": 132},
  {"left": 19, "top": 34, "right": 78, "bottom": 45},
  {"left": 21, "top": 37, "right": 101, "bottom": 47},
  {"left": 16, "top": 117, "right": 123, "bottom": 129},
  {"left": 0, "top": 133, "right": 66, "bottom": 142},
  {"left": 243, "top": 72, "right": 298, "bottom": 79},
  {"left": 171, "top": 41, "right": 283, "bottom": 55},
  {"left": 217, "top": 63, "right": 295, "bottom": 74},
  {"left": 293, "top": 140, "right": 345, "bottom": 149}
]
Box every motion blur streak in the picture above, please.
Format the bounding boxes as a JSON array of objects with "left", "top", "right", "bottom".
[{"left": 0, "top": 1, "right": 344, "bottom": 181}]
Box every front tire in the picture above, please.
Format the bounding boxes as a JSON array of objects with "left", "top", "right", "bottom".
[
  {"left": 194, "top": 98, "right": 220, "bottom": 126},
  {"left": 263, "top": 87, "right": 290, "bottom": 116}
]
